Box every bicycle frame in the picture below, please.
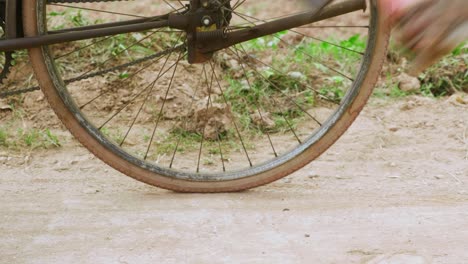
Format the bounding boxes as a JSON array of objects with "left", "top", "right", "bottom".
[
  {"left": 0, "top": 0, "right": 366, "bottom": 54},
  {"left": 1, "top": 0, "right": 23, "bottom": 39}
]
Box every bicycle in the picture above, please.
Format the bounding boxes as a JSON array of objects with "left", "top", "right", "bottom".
[{"left": 0, "top": 0, "right": 390, "bottom": 192}]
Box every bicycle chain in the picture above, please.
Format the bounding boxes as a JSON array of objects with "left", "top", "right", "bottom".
[{"left": 0, "top": 45, "right": 185, "bottom": 98}]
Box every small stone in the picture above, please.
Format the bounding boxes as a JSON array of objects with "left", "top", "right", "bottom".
[
  {"left": 288, "top": 71, "right": 305, "bottom": 80},
  {"left": 397, "top": 73, "right": 421, "bottom": 93},
  {"left": 251, "top": 111, "right": 275, "bottom": 130},
  {"left": 227, "top": 59, "right": 240, "bottom": 71},
  {"left": 449, "top": 93, "right": 468, "bottom": 106},
  {"left": 0, "top": 100, "right": 12, "bottom": 111},
  {"left": 83, "top": 188, "right": 100, "bottom": 194},
  {"left": 54, "top": 166, "right": 70, "bottom": 172},
  {"left": 455, "top": 95, "right": 468, "bottom": 105},
  {"left": 36, "top": 95, "right": 45, "bottom": 102},
  {"left": 400, "top": 100, "right": 417, "bottom": 111},
  {"left": 304, "top": 234, "right": 310, "bottom": 238},
  {"left": 283, "top": 208, "right": 290, "bottom": 212},
  {"left": 185, "top": 98, "right": 233, "bottom": 140}
]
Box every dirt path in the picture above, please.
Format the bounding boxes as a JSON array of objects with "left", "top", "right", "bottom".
[{"left": 1, "top": 96, "right": 467, "bottom": 264}]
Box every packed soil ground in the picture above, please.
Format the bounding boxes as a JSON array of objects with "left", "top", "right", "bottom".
[
  {"left": 1, "top": 1, "right": 467, "bottom": 263},
  {"left": 1, "top": 94, "right": 467, "bottom": 264}
]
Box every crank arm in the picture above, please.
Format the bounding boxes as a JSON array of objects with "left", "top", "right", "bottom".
[{"left": 199, "top": 0, "right": 366, "bottom": 53}]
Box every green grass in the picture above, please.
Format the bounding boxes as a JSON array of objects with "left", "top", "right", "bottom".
[
  {"left": 47, "top": 9, "right": 179, "bottom": 79},
  {"left": 148, "top": 128, "right": 249, "bottom": 157},
  {"left": 418, "top": 43, "right": 467, "bottom": 96},
  {"left": 0, "top": 127, "right": 62, "bottom": 150},
  {"left": 222, "top": 72, "right": 310, "bottom": 133},
  {"left": 221, "top": 33, "right": 367, "bottom": 134},
  {"left": 377, "top": 41, "right": 467, "bottom": 98}
]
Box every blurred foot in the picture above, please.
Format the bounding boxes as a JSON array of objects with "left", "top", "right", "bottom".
[{"left": 380, "top": 0, "right": 468, "bottom": 75}]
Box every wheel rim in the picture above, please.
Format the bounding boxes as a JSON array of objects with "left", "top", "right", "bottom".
[{"left": 35, "top": 0, "right": 380, "bottom": 182}]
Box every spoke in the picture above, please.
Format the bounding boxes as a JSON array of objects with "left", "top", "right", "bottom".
[
  {"left": 207, "top": 62, "right": 227, "bottom": 171},
  {"left": 196, "top": 64, "right": 215, "bottom": 173},
  {"left": 144, "top": 52, "right": 184, "bottom": 160},
  {"left": 169, "top": 75, "right": 204, "bottom": 169},
  {"left": 230, "top": 48, "right": 278, "bottom": 157},
  {"left": 234, "top": 46, "right": 338, "bottom": 105},
  {"left": 271, "top": 95, "right": 303, "bottom": 144},
  {"left": 162, "top": 0, "right": 182, "bottom": 14},
  {"left": 96, "top": 34, "right": 184, "bottom": 128},
  {"left": 49, "top": 3, "right": 147, "bottom": 18},
  {"left": 98, "top": 56, "right": 180, "bottom": 130},
  {"left": 233, "top": 45, "right": 322, "bottom": 126},
  {"left": 55, "top": 35, "right": 113, "bottom": 60},
  {"left": 46, "top": 5, "right": 185, "bottom": 73},
  {"left": 226, "top": 10, "right": 308, "bottom": 28},
  {"left": 230, "top": 11, "right": 355, "bottom": 82},
  {"left": 176, "top": 0, "right": 185, "bottom": 8},
  {"left": 230, "top": 45, "right": 319, "bottom": 140},
  {"left": 216, "top": 130, "right": 227, "bottom": 172},
  {"left": 119, "top": 35, "right": 185, "bottom": 146},
  {"left": 232, "top": 0, "right": 247, "bottom": 11},
  {"left": 78, "top": 45, "right": 184, "bottom": 109},
  {"left": 79, "top": 59, "right": 153, "bottom": 110},
  {"left": 298, "top": 34, "right": 364, "bottom": 55},
  {"left": 289, "top": 38, "right": 355, "bottom": 82},
  {"left": 169, "top": 67, "right": 205, "bottom": 169},
  {"left": 55, "top": 29, "right": 182, "bottom": 60},
  {"left": 209, "top": 60, "right": 253, "bottom": 167},
  {"left": 72, "top": 29, "right": 165, "bottom": 82},
  {"left": 231, "top": 9, "right": 363, "bottom": 71},
  {"left": 231, "top": 7, "right": 369, "bottom": 34}
]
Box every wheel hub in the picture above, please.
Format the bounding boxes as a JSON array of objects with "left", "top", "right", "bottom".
[{"left": 169, "top": 0, "right": 232, "bottom": 64}]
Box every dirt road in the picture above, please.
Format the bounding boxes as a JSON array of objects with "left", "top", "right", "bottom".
[{"left": 1, "top": 96, "right": 467, "bottom": 264}]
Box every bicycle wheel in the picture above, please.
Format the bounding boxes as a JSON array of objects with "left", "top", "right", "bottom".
[{"left": 24, "top": 0, "right": 389, "bottom": 192}]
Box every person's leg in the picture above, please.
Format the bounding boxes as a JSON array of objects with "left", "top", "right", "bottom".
[{"left": 380, "top": 0, "right": 468, "bottom": 75}]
